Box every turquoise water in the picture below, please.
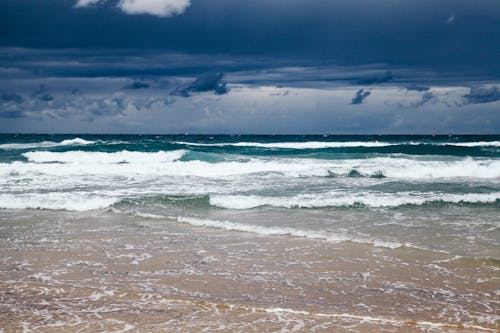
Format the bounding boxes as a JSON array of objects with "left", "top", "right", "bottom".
[{"left": 1, "top": 134, "right": 499, "bottom": 257}]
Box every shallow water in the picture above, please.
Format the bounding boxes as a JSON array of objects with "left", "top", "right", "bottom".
[{"left": 0, "top": 210, "right": 498, "bottom": 332}]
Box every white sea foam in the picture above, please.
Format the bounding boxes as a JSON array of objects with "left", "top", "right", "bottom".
[
  {"left": 441, "top": 141, "right": 500, "bottom": 147},
  {"left": 177, "top": 140, "right": 500, "bottom": 148},
  {"left": 175, "top": 141, "right": 395, "bottom": 149},
  {"left": 0, "top": 137, "right": 94, "bottom": 150},
  {"left": 23, "top": 149, "right": 187, "bottom": 164},
  {"left": 0, "top": 193, "right": 118, "bottom": 211},
  {"left": 13, "top": 151, "right": 500, "bottom": 179},
  {"left": 174, "top": 216, "right": 405, "bottom": 249},
  {"left": 210, "top": 192, "right": 500, "bottom": 209}
]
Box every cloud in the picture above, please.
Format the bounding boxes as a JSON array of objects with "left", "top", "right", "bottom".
[
  {"left": 119, "top": 0, "right": 191, "bottom": 17},
  {"left": 0, "top": 92, "right": 26, "bottom": 118},
  {"left": 75, "top": 0, "right": 191, "bottom": 17},
  {"left": 446, "top": 14, "right": 455, "bottom": 24},
  {"left": 75, "top": 0, "right": 101, "bottom": 7},
  {"left": 34, "top": 84, "right": 54, "bottom": 102},
  {"left": 172, "top": 72, "right": 230, "bottom": 97},
  {"left": 354, "top": 71, "right": 393, "bottom": 85},
  {"left": 463, "top": 86, "right": 500, "bottom": 104},
  {"left": 126, "top": 80, "right": 150, "bottom": 89},
  {"left": 351, "top": 89, "right": 371, "bottom": 104},
  {"left": 405, "top": 84, "right": 430, "bottom": 92},
  {"left": 2, "top": 92, "right": 23, "bottom": 103},
  {"left": 414, "top": 91, "right": 435, "bottom": 107}
]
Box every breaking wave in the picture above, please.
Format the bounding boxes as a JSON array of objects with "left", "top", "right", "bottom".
[
  {"left": 23, "top": 149, "right": 187, "bottom": 164},
  {"left": 0, "top": 138, "right": 94, "bottom": 150},
  {"left": 172, "top": 216, "right": 408, "bottom": 249},
  {"left": 12, "top": 152, "right": 500, "bottom": 180},
  {"left": 175, "top": 141, "right": 395, "bottom": 149},
  {"left": 209, "top": 192, "right": 500, "bottom": 209},
  {"left": 175, "top": 140, "right": 500, "bottom": 149}
]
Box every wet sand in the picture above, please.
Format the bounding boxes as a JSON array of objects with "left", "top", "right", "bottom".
[{"left": 0, "top": 210, "right": 498, "bottom": 332}]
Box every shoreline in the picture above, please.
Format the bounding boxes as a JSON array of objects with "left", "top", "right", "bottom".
[{"left": 0, "top": 209, "right": 498, "bottom": 332}]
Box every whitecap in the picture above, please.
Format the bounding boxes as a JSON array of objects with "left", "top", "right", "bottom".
[
  {"left": 209, "top": 192, "right": 500, "bottom": 209},
  {"left": 0, "top": 137, "right": 94, "bottom": 150}
]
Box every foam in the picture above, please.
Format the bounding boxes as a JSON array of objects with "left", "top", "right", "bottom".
[
  {"left": 23, "top": 149, "right": 187, "bottom": 164},
  {"left": 0, "top": 193, "right": 118, "bottom": 211},
  {"left": 174, "top": 216, "right": 404, "bottom": 249},
  {"left": 15, "top": 152, "right": 500, "bottom": 179},
  {"left": 0, "top": 137, "right": 94, "bottom": 150},
  {"left": 442, "top": 141, "right": 500, "bottom": 147},
  {"left": 176, "top": 140, "right": 500, "bottom": 149},
  {"left": 263, "top": 307, "right": 497, "bottom": 331},
  {"left": 210, "top": 192, "right": 500, "bottom": 209},
  {"left": 175, "top": 141, "right": 395, "bottom": 149}
]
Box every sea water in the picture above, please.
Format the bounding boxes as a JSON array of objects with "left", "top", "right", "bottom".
[{"left": 1, "top": 134, "right": 499, "bottom": 258}]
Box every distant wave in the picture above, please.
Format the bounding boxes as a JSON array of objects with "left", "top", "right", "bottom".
[
  {"left": 210, "top": 192, "right": 500, "bottom": 209},
  {"left": 176, "top": 140, "right": 500, "bottom": 149},
  {"left": 175, "top": 141, "right": 395, "bottom": 149},
  {"left": 23, "top": 149, "right": 187, "bottom": 164},
  {"left": 439, "top": 141, "right": 500, "bottom": 147},
  {"left": 0, "top": 138, "right": 94, "bottom": 150}
]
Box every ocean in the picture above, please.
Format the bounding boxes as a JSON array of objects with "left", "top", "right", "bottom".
[
  {"left": 1, "top": 134, "right": 499, "bottom": 257},
  {"left": 1, "top": 134, "right": 499, "bottom": 332}
]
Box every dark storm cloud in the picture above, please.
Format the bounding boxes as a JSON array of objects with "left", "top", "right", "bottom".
[
  {"left": 1, "top": 0, "right": 500, "bottom": 133},
  {"left": 172, "top": 72, "right": 229, "bottom": 97},
  {"left": 1, "top": 92, "right": 23, "bottom": 103},
  {"left": 0, "top": 92, "right": 26, "bottom": 118},
  {"left": 1, "top": 0, "right": 499, "bottom": 75},
  {"left": 351, "top": 89, "right": 371, "bottom": 105},
  {"left": 34, "top": 84, "right": 54, "bottom": 101},
  {"left": 463, "top": 86, "right": 500, "bottom": 104},
  {"left": 126, "top": 80, "right": 150, "bottom": 89},
  {"left": 405, "top": 85, "right": 430, "bottom": 92}
]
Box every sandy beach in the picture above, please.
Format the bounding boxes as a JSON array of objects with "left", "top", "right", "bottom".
[{"left": 1, "top": 209, "right": 498, "bottom": 332}]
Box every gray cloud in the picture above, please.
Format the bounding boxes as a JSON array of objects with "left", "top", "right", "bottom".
[
  {"left": 463, "top": 86, "right": 500, "bottom": 104},
  {"left": 1, "top": 92, "right": 23, "bottom": 103},
  {"left": 172, "top": 72, "right": 229, "bottom": 97},
  {"left": 414, "top": 91, "right": 435, "bottom": 107},
  {"left": 34, "top": 84, "right": 54, "bottom": 102},
  {"left": 351, "top": 89, "right": 371, "bottom": 104},
  {"left": 0, "top": 92, "right": 26, "bottom": 118},
  {"left": 126, "top": 80, "right": 150, "bottom": 89},
  {"left": 405, "top": 84, "right": 430, "bottom": 92}
]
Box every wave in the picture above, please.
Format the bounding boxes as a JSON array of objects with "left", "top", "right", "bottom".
[
  {"left": 209, "top": 192, "right": 500, "bottom": 209},
  {"left": 0, "top": 137, "right": 95, "bottom": 150},
  {"left": 175, "top": 141, "right": 396, "bottom": 149},
  {"left": 170, "top": 216, "right": 407, "bottom": 249},
  {"left": 0, "top": 193, "right": 118, "bottom": 211},
  {"left": 23, "top": 149, "right": 187, "bottom": 164},
  {"left": 106, "top": 211, "right": 410, "bottom": 249},
  {"left": 15, "top": 152, "right": 500, "bottom": 179},
  {"left": 441, "top": 141, "right": 500, "bottom": 147},
  {"left": 176, "top": 140, "right": 500, "bottom": 149}
]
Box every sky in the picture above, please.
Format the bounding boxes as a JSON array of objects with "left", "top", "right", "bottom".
[{"left": 0, "top": 0, "right": 499, "bottom": 134}]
